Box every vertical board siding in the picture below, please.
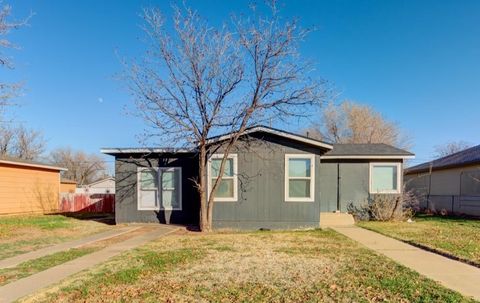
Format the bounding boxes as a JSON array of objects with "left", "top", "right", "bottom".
[
  {"left": 405, "top": 165, "right": 480, "bottom": 216},
  {"left": 59, "top": 193, "right": 115, "bottom": 213},
  {"left": 0, "top": 163, "right": 60, "bottom": 214},
  {"left": 319, "top": 163, "right": 339, "bottom": 212},
  {"left": 114, "top": 154, "right": 199, "bottom": 225},
  {"left": 211, "top": 134, "right": 323, "bottom": 229},
  {"left": 339, "top": 163, "right": 369, "bottom": 212}
]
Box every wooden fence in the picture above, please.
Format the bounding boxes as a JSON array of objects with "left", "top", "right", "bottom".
[{"left": 59, "top": 193, "right": 115, "bottom": 213}]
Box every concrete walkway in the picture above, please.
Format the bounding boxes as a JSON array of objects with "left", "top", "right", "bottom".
[
  {"left": 0, "top": 225, "right": 177, "bottom": 303},
  {"left": 333, "top": 226, "right": 480, "bottom": 301},
  {"left": 0, "top": 226, "right": 141, "bottom": 269}
]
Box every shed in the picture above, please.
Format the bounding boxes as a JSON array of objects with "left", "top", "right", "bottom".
[
  {"left": 0, "top": 157, "right": 67, "bottom": 215},
  {"left": 60, "top": 179, "right": 77, "bottom": 193}
]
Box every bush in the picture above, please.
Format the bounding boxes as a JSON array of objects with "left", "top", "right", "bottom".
[{"left": 348, "top": 188, "right": 420, "bottom": 222}]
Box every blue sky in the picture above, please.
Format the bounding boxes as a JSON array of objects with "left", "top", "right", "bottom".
[{"left": 3, "top": 0, "right": 480, "bottom": 166}]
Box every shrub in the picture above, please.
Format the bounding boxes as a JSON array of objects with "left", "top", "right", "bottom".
[{"left": 348, "top": 188, "right": 420, "bottom": 222}]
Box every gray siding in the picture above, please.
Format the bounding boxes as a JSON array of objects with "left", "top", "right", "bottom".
[
  {"left": 320, "top": 160, "right": 403, "bottom": 212},
  {"left": 115, "top": 154, "right": 199, "bottom": 225},
  {"left": 318, "top": 163, "right": 338, "bottom": 212},
  {"left": 211, "top": 134, "right": 325, "bottom": 229}
]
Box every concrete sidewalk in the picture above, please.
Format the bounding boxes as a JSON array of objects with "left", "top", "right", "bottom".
[
  {"left": 0, "top": 226, "right": 141, "bottom": 269},
  {"left": 0, "top": 225, "right": 178, "bottom": 303},
  {"left": 333, "top": 226, "right": 480, "bottom": 301}
]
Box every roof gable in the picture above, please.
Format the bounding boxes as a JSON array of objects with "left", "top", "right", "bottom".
[{"left": 205, "top": 126, "right": 333, "bottom": 150}]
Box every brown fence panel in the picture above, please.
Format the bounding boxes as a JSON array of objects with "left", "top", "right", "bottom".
[{"left": 60, "top": 193, "right": 115, "bottom": 213}]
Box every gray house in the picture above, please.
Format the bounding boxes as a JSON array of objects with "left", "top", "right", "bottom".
[{"left": 101, "top": 126, "right": 414, "bottom": 229}]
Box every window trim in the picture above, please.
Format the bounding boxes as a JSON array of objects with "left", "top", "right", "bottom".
[
  {"left": 137, "top": 167, "right": 159, "bottom": 211},
  {"left": 369, "top": 162, "right": 402, "bottom": 194},
  {"left": 207, "top": 154, "right": 238, "bottom": 202},
  {"left": 137, "top": 166, "right": 183, "bottom": 211},
  {"left": 285, "top": 154, "right": 315, "bottom": 202}
]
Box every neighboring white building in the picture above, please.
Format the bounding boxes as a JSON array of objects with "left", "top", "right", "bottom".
[{"left": 76, "top": 177, "right": 115, "bottom": 194}]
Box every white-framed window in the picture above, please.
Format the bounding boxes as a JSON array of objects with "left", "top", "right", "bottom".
[
  {"left": 208, "top": 154, "right": 238, "bottom": 202},
  {"left": 137, "top": 167, "right": 182, "bottom": 210},
  {"left": 285, "top": 154, "right": 315, "bottom": 202},
  {"left": 369, "top": 162, "right": 401, "bottom": 194},
  {"left": 138, "top": 167, "right": 159, "bottom": 210}
]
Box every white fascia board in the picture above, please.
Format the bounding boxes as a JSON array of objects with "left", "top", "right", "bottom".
[
  {"left": 100, "top": 148, "right": 195, "bottom": 154},
  {"left": 206, "top": 126, "right": 333, "bottom": 150},
  {"left": 320, "top": 155, "right": 415, "bottom": 160},
  {"left": 0, "top": 159, "right": 67, "bottom": 171}
]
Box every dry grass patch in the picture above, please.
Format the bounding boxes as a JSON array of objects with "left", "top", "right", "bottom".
[
  {"left": 24, "top": 229, "right": 475, "bottom": 303},
  {"left": 0, "top": 226, "right": 150, "bottom": 286},
  {"left": 0, "top": 215, "right": 113, "bottom": 260}
]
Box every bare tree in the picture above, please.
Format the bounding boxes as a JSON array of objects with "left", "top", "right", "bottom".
[
  {"left": 0, "top": 124, "right": 14, "bottom": 156},
  {"left": 0, "top": 1, "right": 30, "bottom": 111},
  {"left": 434, "top": 141, "right": 472, "bottom": 158},
  {"left": 11, "top": 125, "right": 45, "bottom": 160},
  {"left": 49, "top": 147, "right": 107, "bottom": 185},
  {"left": 306, "top": 101, "right": 410, "bottom": 148},
  {"left": 0, "top": 125, "right": 45, "bottom": 160},
  {"left": 125, "top": 2, "right": 327, "bottom": 231}
]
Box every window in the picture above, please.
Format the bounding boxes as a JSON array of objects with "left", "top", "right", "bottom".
[
  {"left": 160, "top": 168, "right": 182, "bottom": 210},
  {"left": 137, "top": 167, "right": 182, "bottom": 210},
  {"left": 285, "top": 154, "right": 315, "bottom": 202},
  {"left": 138, "top": 168, "right": 158, "bottom": 210},
  {"left": 369, "top": 163, "right": 401, "bottom": 194},
  {"left": 208, "top": 154, "right": 238, "bottom": 202}
]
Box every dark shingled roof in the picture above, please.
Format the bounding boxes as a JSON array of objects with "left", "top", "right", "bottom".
[
  {"left": 324, "top": 143, "right": 414, "bottom": 157},
  {"left": 406, "top": 144, "right": 480, "bottom": 174}
]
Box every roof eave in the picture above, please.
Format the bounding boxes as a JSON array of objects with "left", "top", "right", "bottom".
[
  {"left": 0, "top": 159, "right": 67, "bottom": 171},
  {"left": 405, "top": 160, "right": 480, "bottom": 175},
  {"left": 321, "top": 155, "right": 415, "bottom": 160},
  {"left": 100, "top": 148, "right": 196, "bottom": 155},
  {"left": 206, "top": 126, "right": 333, "bottom": 150}
]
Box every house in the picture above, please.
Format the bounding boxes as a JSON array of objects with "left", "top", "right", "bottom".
[
  {"left": 60, "top": 179, "right": 77, "bottom": 193},
  {"left": 101, "top": 126, "right": 414, "bottom": 229},
  {"left": 0, "top": 157, "right": 67, "bottom": 215},
  {"left": 405, "top": 144, "right": 480, "bottom": 216},
  {"left": 76, "top": 177, "right": 115, "bottom": 194}
]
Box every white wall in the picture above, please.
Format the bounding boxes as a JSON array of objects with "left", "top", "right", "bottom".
[{"left": 75, "top": 179, "right": 115, "bottom": 194}]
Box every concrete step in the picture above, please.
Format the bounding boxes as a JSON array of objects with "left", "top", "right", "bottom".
[{"left": 320, "top": 212, "right": 355, "bottom": 227}]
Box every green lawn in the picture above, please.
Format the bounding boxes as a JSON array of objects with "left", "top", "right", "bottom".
[
  {"left": 25, "top": 229, "right": 475, "bottom": 303},
  {"left": 358, "top": 215, "right": 480, "bottom": 265},
  {"left": 0, "top": 215, "right": 112, "bottom": 260}
]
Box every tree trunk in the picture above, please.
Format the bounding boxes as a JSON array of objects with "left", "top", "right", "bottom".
[{"left": 198, "top": 146, "right": 211, "bottom": 231}]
